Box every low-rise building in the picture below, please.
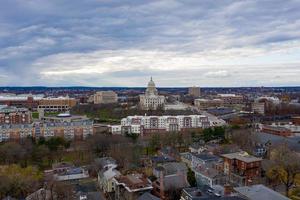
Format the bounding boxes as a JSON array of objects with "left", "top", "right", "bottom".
[
  {"left": 93, "top": 91, "right": 118, "bottom": 104},
  {"left": 113, "top": 173, "right": 153, "bottom": 200},
  {"left": 261, "top": 125, "right": 293, "bottom": 137},
  {"left": 152, "top": 162, "right": 189, "bottom": 199},
  {"left": 190, "top": 153, "right": 226, "bottom": 187},
  {"left": 54, "top": 167, "right": 89, "bottom": 181},
  {"left": 97, "top": 157, "right": 121, "bottom": 193},
  {"left": 194, "top": 99, "right": 223, "bottom": 110},
  {"left": 181, "top": 186, "right": 245, "bottom": 200},
  {"left": 234, "top": 184, "right": 290, "bottom": 200}
]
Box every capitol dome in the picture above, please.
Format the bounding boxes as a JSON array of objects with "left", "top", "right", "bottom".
[
  {"left": 147, "top": 77, "right": 156, "bottom": 87},
  {"left": 145, "top": 77, "right": 158, "bottom": 96}
]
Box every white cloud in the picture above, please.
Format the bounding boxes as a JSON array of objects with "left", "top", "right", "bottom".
[{"left": 204, "top": 70, "right": 230, "bottom": 78}]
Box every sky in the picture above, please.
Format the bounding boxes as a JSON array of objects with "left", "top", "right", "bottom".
[{"left": 0, "top": 0, "right": 300, "bottom": 87}]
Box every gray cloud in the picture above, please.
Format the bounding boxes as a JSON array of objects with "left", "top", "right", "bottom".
[{"left": 0, "top": 0, "right": 300, "bottom": 86}]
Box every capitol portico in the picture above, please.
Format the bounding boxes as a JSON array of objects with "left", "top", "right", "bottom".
[{"left": 139, "top": 77, "right": 165, "bottom": 110}]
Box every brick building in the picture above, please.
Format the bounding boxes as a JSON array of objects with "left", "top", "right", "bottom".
[
  {"left": 221, "top": 151, "right": 262, "bottom": 186},
  {"left": 261, "top": 125, "right": 293, "bottom": 137},
  {"left": 0, "top": 105, "right": 32, "bottom": 124}
]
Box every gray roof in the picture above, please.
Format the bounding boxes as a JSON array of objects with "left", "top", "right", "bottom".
[
  {"left": 137, "top": 192, "right": 160, "bottom": 200},
  {"left": 95, "top": 157, "right": 117, "bottom": 169},
  {"left": 234, "top": 184, "right": 290, "bottom": 200},
  {"left": 162, "top": 162, "right": 188, "bottom": 175},
  {"left": 192, "top": 153, "right": 220, "bottom": 162},
  {"left": 163, "top": 174, "right": 189, "bottom": 190},
  {"left": 221, "top": 152, "right": 262, "bottom": 163},
  {"left": 182, "top": 187, "right": 246, "bottom": 200}
]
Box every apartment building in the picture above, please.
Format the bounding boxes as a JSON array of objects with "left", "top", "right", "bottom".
[
  {"left": 93, "top": 91, "right": 118, "bottom": 104},
  {"left": 0, "top": 105, "right": 32, "bottom": 124},
  {"left": 0, "top": 113, "right": 93, "bottom": 142},
  {"left": 110, "top": 115, "right": 210, "bottom": 135},
  {"left": 34, "top": 114, "right": 93, "bottom": 140},
  {"left": 0, "top": 124, "right": 33, "bottom": 142}
]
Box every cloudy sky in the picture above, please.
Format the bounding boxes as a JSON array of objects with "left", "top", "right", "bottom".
[{"left": 0, "top": 0, "right": 300, "bottom": 87}]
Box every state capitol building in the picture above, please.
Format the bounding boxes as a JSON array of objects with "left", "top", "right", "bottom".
[{"left": 139, "top": 77, "right": 165, "bottom": 110}]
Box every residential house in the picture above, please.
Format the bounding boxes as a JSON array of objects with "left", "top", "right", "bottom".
[
  {"left": 113, "top": 173, "right": 153, "bottom": 200},
  {"left": 96, "top": 157, "right": 121, "bottom": 193},
  {"left": 221, "top": 152, "right": 262, "bottom": 186},
  {"left": 152, "top": 162, "right": 189, "bottom": 199}
]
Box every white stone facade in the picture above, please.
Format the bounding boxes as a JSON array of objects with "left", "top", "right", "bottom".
[{"left": 139, "top": 77, "right": 165, "bottom": 110}]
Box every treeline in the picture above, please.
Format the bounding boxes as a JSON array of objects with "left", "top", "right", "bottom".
[{"left": 265, "top": 102, "right": 300, "bottom": 116}]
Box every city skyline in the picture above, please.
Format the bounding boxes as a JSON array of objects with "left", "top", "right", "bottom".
[{"left": 0, "top": 0, "right": 300, "bottom": 87}]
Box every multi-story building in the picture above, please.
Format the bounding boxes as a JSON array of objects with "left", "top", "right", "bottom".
[
  {"left": 0, "top": 124, "right": 33, "bottom": 142},
  {"left": 38, "top": 96, "right": 77, "bottom": 112},
  {"left": 139, "top": 77, "right": 165, "bottom": 110},
  {"left": 0, "top": 93, "right": 77, "bottom": 112},
  {"left": 0, "top": 105, "right": 32, "bottom": 124},
  {"left": 217, "top": 94, "right": 244, "bottom": 106},
  {"left": 221, "top": 151, "right": 262, "bottom": 186},
  {"left": 0, "top": 93, "right": 43, "bottom": 110},
  {"left": 93, "top": 91, "right": 118, "bottom": 104},
  {"left": 188, "top": 87, "right": 201, "bottom": 97},
  {"left": 194, "top": 99, "right": 223, "bottom": 110},
  {"left": 34, "top": 113, "right": 93, "bottom": 140},
  {"left": 110, "top": 115, "right": 210, "bottom": 135},
  {"left": 0, "top": 113, "right": 93, "bottom": 142}
]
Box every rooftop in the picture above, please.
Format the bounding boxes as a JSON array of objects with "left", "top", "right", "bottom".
[
  {"left": 114, "top": 173, "right": 153, "bottom": 192},
  {"left": 221, "top": 151, "right": 262, "bottom": 163},
  {"left": 182, "top": 186, "right": 245, "bottom": 200},
  {"left": 234, "top": 184, "right": 289, "bottom": 200},
  {"left": 192, "top": 153, "right": 220, "bottom": 162}
]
